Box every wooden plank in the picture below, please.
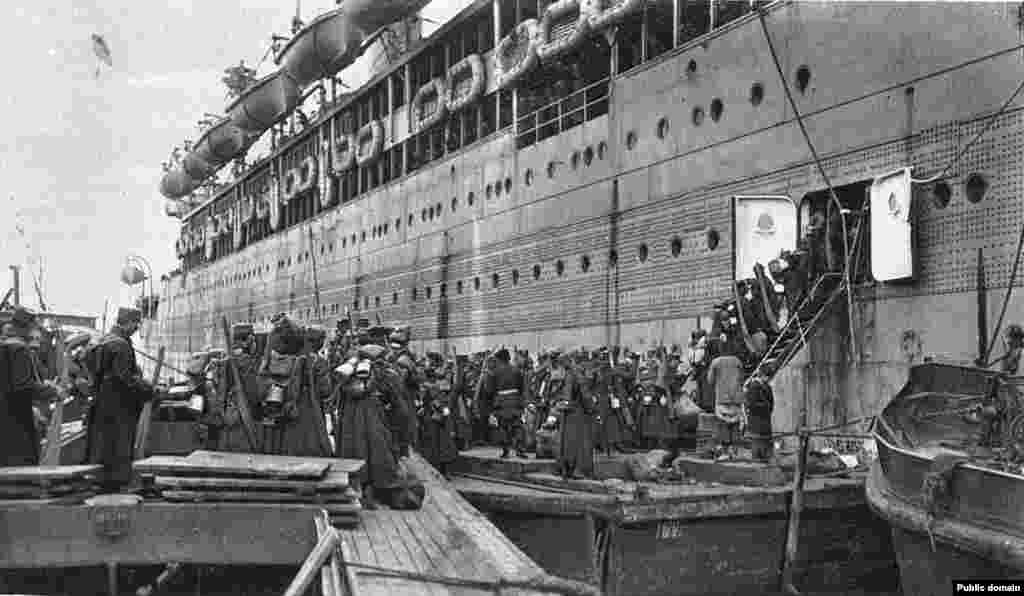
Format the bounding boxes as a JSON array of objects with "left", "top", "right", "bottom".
[
  {"left": 358, "top": 513, "right": 422, "bottom": 596},
  {"left": 315, "top": 512, "right": 343, "bottom": 596},
  {"left": 160, "top": 491, "right": 362, "bottom": 509},
  {"left": 153, "top": 471, "right": 351, "bottom": 493},
  {"left": 391, "top": 513, "right": 451, "bottom": 596},
  {"left": 187, "top": 451, "right": 365, "bottom": 476},
  {"left": 0, "top": 482, "right": 94, "bottom": 499},
  {"left": 134, "top": 455, "right": 329, "bottom": 480},
  {"left": 337, "top": 535, "right": 363, "bottom": 596},
  {"left": 376, "top": 511, "right": 444, "bottom": 596},
  {"left": 0, "top": 465, "right": 100, "bottom": 484}
]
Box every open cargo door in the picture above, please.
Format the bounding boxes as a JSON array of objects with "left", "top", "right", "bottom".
[
  {"left": 870, "top": 167, "right": 914, "bottom": 282},
  {"left": 732, "top": 195, "right": 798, "bottom": 282}
]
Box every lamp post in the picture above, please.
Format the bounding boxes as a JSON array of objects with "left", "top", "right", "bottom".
[{"left": 120, "top": 255, "right": 155, "bottom": 337}]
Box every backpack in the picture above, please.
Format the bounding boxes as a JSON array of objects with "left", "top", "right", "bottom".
[{"left": 82, "top": 336, "right": 114, "bottom": 381}]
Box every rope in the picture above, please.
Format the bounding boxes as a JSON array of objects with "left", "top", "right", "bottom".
[
  {"left": 134, "top": 347, "right": 189, "bottom": 378},
  {"left": 771, "top": 415, "right": 877, "bottom": 441},
  {"left": 757, "top": 8, "right": 856, "bottom": 360},
  {"left": 339, "top": 560, "right": 601, "bottom": 596}
]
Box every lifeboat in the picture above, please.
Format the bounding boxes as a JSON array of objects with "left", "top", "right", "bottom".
[
  {"left": 354, "top": 121, "right": 384, "bottom": 166},
  {"left": 160, "top": 168, "right": 197, "bottom": 199},
  {"left": 581, "top": 0, "right": 644, "bottom": 30},
  {"left": 226, "top": 70, "right": 302, "bottom": 133},
  {"left": 344, "top": 0, "right": 432, "bottom": 33},
  {"left": 333, "top": 132, "right": 357, "bottom": 172},
  {"left": 411, "top": 78, "right": 447, "bottom": 131},
  {"left": 494, "top": 19, "right": 541, "bottom": 90},
  {"left": 276, "top": 8, "right": 366, "bottom": 89},
  {"left": 193, "top": 119, "right": 249, "bottom": 166},
  {"left": 537, "top": 0, "right": 591, "bottom": 62},
  {"left": 445, "top": 54, "right": 485, "bottom": 113},
  {"left": 183, "top": 151, "right": 218, "bottom": 181}
]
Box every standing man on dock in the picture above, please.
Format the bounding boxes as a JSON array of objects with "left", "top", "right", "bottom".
[
  {"left": 706, "top": 343, "right": 746, "bottom": 460},
  {"left": 0, "top": 308, "right": 58, "bottom": 466},
  {"left": 480, "top": 348, "right": 526, "bottom": 459},
  {"left": 387, "top": 325, "right": 421, "bottom": 458},
  {"left": 86, "top": 307, "right": 154, "bottom": 492}
]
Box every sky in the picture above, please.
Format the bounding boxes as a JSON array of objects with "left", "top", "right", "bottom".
[{"left": 0, "top": 0, "right": 470, "bottom": 322}]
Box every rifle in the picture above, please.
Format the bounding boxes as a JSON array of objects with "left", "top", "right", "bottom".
[{"left": 40, "top": 329, "right": 70, "bottom": 465}]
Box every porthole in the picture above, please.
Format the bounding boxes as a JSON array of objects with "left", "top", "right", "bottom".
[
  {"left": 436, "top": 202, "right": 442, "bottom": 215},
  {"left": 710, "top": 99, "right": 723, "bottom": 122},
  {"left": 580, "top": 254, "right": 591, "bottom": 273},
  {"left": 421, "top": 208, "right": 428, "bottom": 222},
  {"left": 608, "top": 249, "right": 618, "bottom": 267},
  {"left": 457, "top": 280, "right": 464, "bottom": 294},
  {"left": 408, "top": 214, "right": 414, "bottom": 226},
  {"left": 494, "top": 182, "right": 502, "bottom": 197},
  {"left": 504, "top": 178, "right": 512, "bottom": 194},
  {"left": 533, "top": 264, "right": 542, "bottom": 280},
  {"left": 412, "top": 288, "right": 418, "bottom": 301},
  {"left": 626, "top": 131, "right": 637, "bottom": 150},
  {"left": 451, "top": 197, "right": 458, "bottom": 211},
  {"left": 571, "top": 151, "right": 581, "bottom": 170},
  {"left": 486, "top": 183, "right": 493, "bottom": 198},
  {"left": 361, "top": 231, "right": 367, "bottom": 241},
  {"left": 705, "top": 228, "right": 720, "bottom": 251},
  {"left": 547, "top": 161, "right": 557, "bottom": 179},
  {"left": 383, "top": 223, "right": 389, "bottom": 234},
  {"left": 525, "top": 169, "right": 534, "bottom": 186},
  {"left": 597, "top": 142, "right": 607, "bottom": 160},
  {"left": 363, "top": 297, "right": 369, "bottom": 309},
  {"left": 555, "top": 260, "right": 565, "bottom": 276},
  {"left": 657, "top": 117, "right": 670, "bottom": 139},
  {"left": 686, "top": 59, "right": 697, "bottom": 76},
  {"left": 750, "top": 82, "right": 765, "bottom": 106},
  {"left": 930, "top": 180, "right": 952, "bottom": 209},
  {"left": 425, "top": 286, "right": 432, "bottom": 299},
  {"left": 492, "top": 273, "right": 500, "bottom": 288},
  {"left": 583, "top": 146, "right": 594, "bottom": 166},
  {"left": 440, "top": 282, "right": 447, "bottom": 297},
  {"left": 671, "top": 236, "right": 682, "bottom": 257},
  {"left": 350, "top": 234, "right": 356, "bottom": 245},
  {"left": 450, "top": 165, "right": 456, "bottom": 179},
  {"left": 692, "top": 106, "right": 704, "bottom": 126},
  {"left": 392, "top": 292, "right": 399, "bottom": 304},
  {"left": 512, "top": 269, "right": 520, "bottom": 285},
  {"left": 474, "top": 277, "right": 481, "bottom": 290},
  {"left": 638, "top": 243, "right": 649, "bottom": 262},
  {"left": 467, "top": 191, "right": 475, "bottom": 206},
  {"left": 795, "top": 65, "right": 811, "bottom": 94},
  {"left": 965, "top": 173, "right": 988, "bottom": 204},
  {"left": 395, "top": 217, "right": 401, "bottom": 230},
  {"left": 374, "top": 296, "right": 381, "bottom": 307}
]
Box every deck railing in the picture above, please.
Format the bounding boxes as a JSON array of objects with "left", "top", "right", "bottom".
[{"left": 515, "top": 78, "right": 610, "bottom": 150}]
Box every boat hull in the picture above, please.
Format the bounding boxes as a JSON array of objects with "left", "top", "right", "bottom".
[
  {"left": 226, "top": 72, "right": 301, "bottom": 133},
  {"left": 193, "top": 120, "right": 250, "bottom": 166},
  {"left": 277, "top": 9, "right": 365, "bottom": 89}
]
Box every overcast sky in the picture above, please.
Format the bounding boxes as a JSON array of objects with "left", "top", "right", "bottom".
[{"left": 0, "top": 0, "right": 469, "bottom": 322}]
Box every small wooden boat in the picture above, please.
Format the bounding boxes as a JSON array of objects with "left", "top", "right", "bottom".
[
  {"left": 276, "top": 8, "right": 365, "bottom": 89},
  {"left": 192, "top": 119, "right": 250, "bottom": 166},
  {"left": 452, "top": 447, "right": 900, "bottom": 596},
  {"left": 867, "top": 363, "right": 1024, "bottom": 596},
  {"left": 159, "top": 168, "right": 197, "bottom": 199}
]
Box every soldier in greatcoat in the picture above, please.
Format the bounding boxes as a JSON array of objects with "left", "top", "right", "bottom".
[
  {"left": 387, "top": 326, "right": 420, "bottom": 458},
  {"left": 86, "top": 307, "right": 154, "bottom": 492},
  {"left": 554, "top": 354, "right": 595, "bottom": 479},
  {"left": 217, "top": 324, "right": 263, "bottom": 452},
  {"left": 1, "top": 308, "right": 58, "bottom": 466},
  {"left": 480, "top": 348, "right": 526, "bottom": 458},
  {"left": 419, "top": 354, "right": 459, "bottom": 474},
  {"left": 334, "top": 353, "right": 402, "bottom": 509}
]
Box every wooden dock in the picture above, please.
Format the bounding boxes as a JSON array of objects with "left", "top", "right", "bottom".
[{"left": 0, "top": 451, "right": 596, "bottom": 596}]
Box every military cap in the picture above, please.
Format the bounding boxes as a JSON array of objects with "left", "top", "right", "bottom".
[
  {"left": 66, "top": 333, "right": 92, "bottom": 351},
  {"left": 116, "top": 307, "right": 142, "bottom": 326}
]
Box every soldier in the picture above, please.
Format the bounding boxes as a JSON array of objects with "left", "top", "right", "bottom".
[
  {"left": 634, "top": 355, "right": 673, "bottom": 450},
  {"left": 334, "top": 352, "right": 402, "bottom": 509},
  {"left": 1, "top": 308, "right": 59, "bottom": 466},
  {"left": 387, "top": 325, "right": 420, "bottom": 458},
  {"left": 553, "top": 354, "right": 595, "bottom": 479},
  {"left": 217, "top": 324, "right": 263, "bottom": 452},
  {"left": 64, "top": 333, "right": 96, "bottom": 423},
  {"left": 707, "top": 344, "right": 746, "bottom": 460},
  {"left": 480, "top": 349, "right": 526, "bottom": 459},
  {"left": 419, "top": 353, "right": 459, "bottom": 474},
  {"left": 85, "top": 307, "right": 154, "bottom": 492},
  {"left": 744, "top": 370, "right": 775, "bottom": 462},
  {"left": 1000, "top": 324, "right": 1024, "bottom": 375}
]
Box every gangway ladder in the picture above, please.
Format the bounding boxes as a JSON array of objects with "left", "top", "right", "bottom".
[{"left": 748, "top": 207, "right": 867, "bottom": 384}]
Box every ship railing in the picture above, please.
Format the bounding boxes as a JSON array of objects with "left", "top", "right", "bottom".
[{"left": 515, "top": 77, "right": 610, "bottom": 150}]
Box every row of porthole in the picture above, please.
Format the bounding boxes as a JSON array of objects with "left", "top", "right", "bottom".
[
  {"left": 526, "top": 141, "right": 610, "bottom": 186},
  {"left": 189, "top": 228, "right": 722, "bottom": 296}
]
